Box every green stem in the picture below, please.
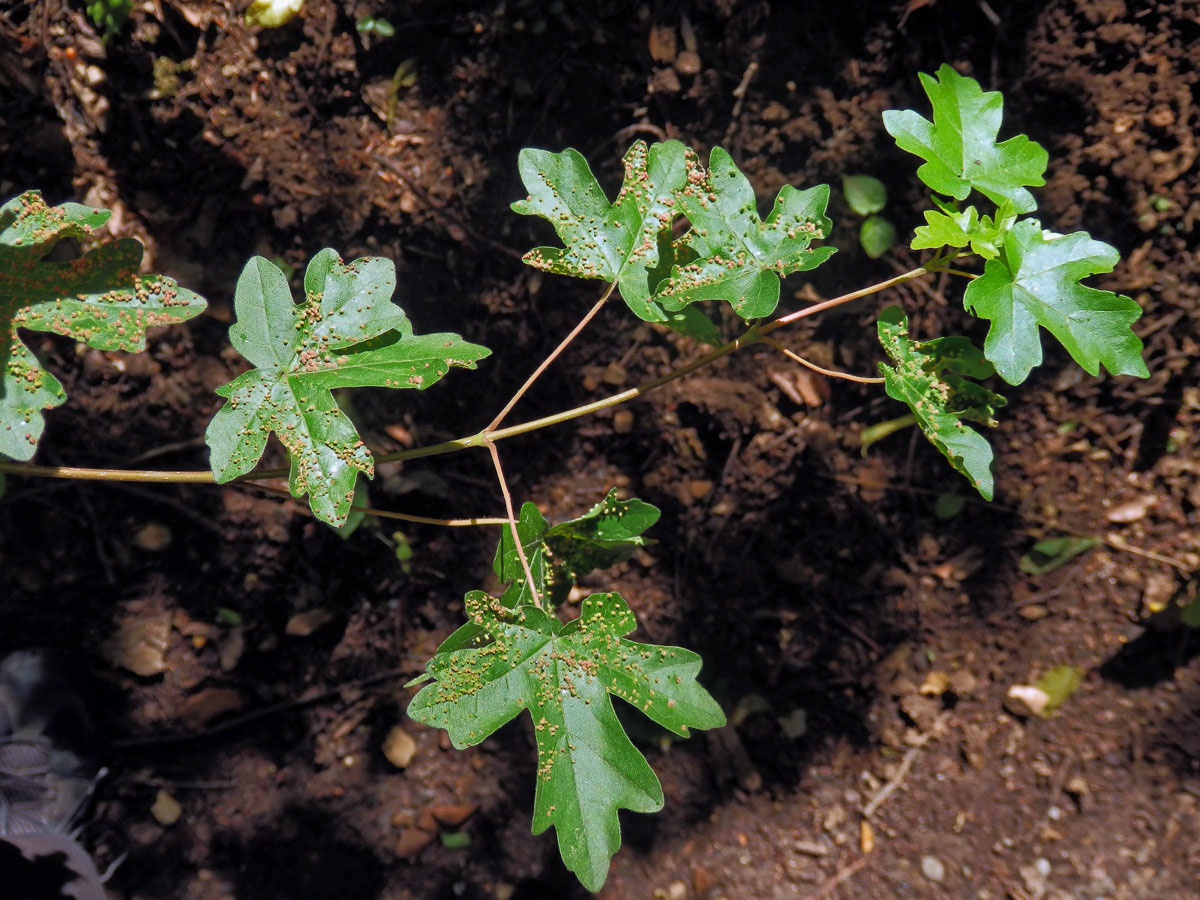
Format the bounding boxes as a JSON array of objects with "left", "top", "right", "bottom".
[{"left": 0, "top": 266, "right": 932, "bottom": 498}]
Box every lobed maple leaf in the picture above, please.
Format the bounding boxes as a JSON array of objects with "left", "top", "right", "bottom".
[
  {"left": 0, "top": 191, "right": 206, "bottom": 460},
  {"left": 408, "top": 589, "right": 724, "bottom": 892},
  {"left": 656, "top": 147, "right": 835, "bottom": 319},
  {"left": 205, "top": 250, "right": 489, "bottom": 525},
  {"left": 877, "top": 306, "right": 1006, "bottom": 499},
  {"left": 883, "top": 64, "right": 1048, "bottom": 214},
  {"left": 963, "top": 220, "right": 1148, "bottom": 385},
  {"left": 910, "top": 200, "right": 1017, "bottom": 259},
  {"left": 512, "top": 140, "right": 720, "bottom": 341}
]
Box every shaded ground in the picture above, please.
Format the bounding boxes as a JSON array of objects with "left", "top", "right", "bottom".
[{"left": 1, "top": 1, "right": 1198, "bottom": 898}]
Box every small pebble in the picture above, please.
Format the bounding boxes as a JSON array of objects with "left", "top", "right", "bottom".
[
  {"left": 382, "top": 725, "right": 417, "bottom": 768},
  {"left": 285, "top": 608, "right": 334, "bottom": 637},
  {"left": 151, "top": 789, "right": 182, "bottom": 826},
  {"left": 921, "top": 855, "right": 945, "bottom": 882},
  {"left": 134, "top": 523, "right": 172, "bottom": 551}
]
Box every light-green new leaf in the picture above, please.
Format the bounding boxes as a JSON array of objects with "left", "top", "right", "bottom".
[
  {"left": 963, "top": 219, "right": 1149, "bottom": 385},
  {"left": 910, "top": 200, "right": 1017, "bottom": 259},
  {"left": 0, "top": 191, "right": 206, "bottom": 460},
  {"left": 206, "top": 250, "right": 489, "bottom": 526},
  {"left": 883, "top": 64, "right": 1048, "bottom": 214},
  {"left": 877, "top": 306, "right": 1006, "bottom": 500},
  {"left": 408, "top": 590, "right": 724, "bottom": 892},
  {"left": 657, "top": 147, "right": 835, "bottom": 319},
  {"left": 511, "top": 140, "right": 718, "bottom": 342}
]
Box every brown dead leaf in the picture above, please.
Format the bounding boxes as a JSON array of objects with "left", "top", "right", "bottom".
[{"left": 648, "top": 24, "right": 677, "bottom": 62}]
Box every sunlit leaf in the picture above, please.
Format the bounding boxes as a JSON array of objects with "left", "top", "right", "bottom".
[
  {"left": 964, "top": 220, "right": 1148, "bottom": 385},
  {"left": 408, "top": 590, "right": 723, "bottom": 891},
  {"left": 883, "top": 64, "right": 1048, "bottom": 213},
  {"left": 205, "top": 250, "right": 488, "bottom": 526},
  {"left": 0, "top": 191, "right": 206, "bottom": 460}
]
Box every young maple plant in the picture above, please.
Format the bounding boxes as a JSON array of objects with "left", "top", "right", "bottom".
[{"left": 0, "top": 65, "right": 1148, "bottom": 891}]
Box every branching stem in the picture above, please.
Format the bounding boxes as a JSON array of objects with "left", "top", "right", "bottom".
[
  {"left": 760, "top": 336, "right": 885, "bottom": 385},
  {"left": 487, "top": 279, "right": 617, "bottom": 431},
  {"left": 0, "top": 265, "right": 934, "bottom": 526},
  {"left": 486, "top": 440, "right": 544, "bottom": 610}
]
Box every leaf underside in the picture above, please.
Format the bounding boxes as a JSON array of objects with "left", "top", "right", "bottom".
[
  {"left": 883, "top": 64, "right": 1048, "bottom": 214},
  {"left": 963, "top": 219, "right": 1148, "bottom": 385},
  {"left": 876, "top": 306, "right": 1006, "bottom": 500},
  {"left": 0, "top": 191, "right": 207, "bottom": 460},
  {"left": 205, "top": 250, "right": 489, "bottom": 525},
  {"left": 408, "top": 589, "right": 723, "bottom": 892}
]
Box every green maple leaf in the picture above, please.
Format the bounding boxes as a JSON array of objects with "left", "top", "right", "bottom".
[
  {"left": 511, "top": 140, "right": 720, "bottom": 342},
  {"left": 492, "top": 490, "right": 661, "bottom": 607},
  {"left": 0, "top": 191, "right": 206, "bottom": 460},
  {"left": 408, "top": 589, "right": 724, "bottom": 892},
  {"left": 910, "top": 200, "right": 1017, "bottom": 259},
  {"left": 656, "top": 147, "right": 835, "bottom": 319},
  {"left": 883, "top": 64, "right": 1048, "bottom": 214},
  {"left": 963, "top": 219, "right": 1149, "bottom": 385},
  {"left": 205, "top": 250, "right": 489, "bottom": 526},
  {"left": 877, "top": 306, "right": 1006, "bottom": 500}
]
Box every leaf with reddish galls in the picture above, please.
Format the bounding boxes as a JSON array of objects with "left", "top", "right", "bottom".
[
  {"left": 512, "top": 140, "right": 721, "bottom": 342},
  {"left": 0, "top": 191, "right": 206, "bottom": 461},
  {"left": 655, "top": 147, "right": 835, "bottom": 319},
  {"left": 876, "top": 306, "right": 1006, "bottom": 500},
  {"left": 408, "top": 589, "right": 723, "bottom": 892},
  {"left": 205, "top": 250, "right": 489, "bottom": 526}
]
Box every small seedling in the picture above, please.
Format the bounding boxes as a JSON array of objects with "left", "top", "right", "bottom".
[
  {"left": 84, "top": 0, "right": 132, "bottom": 39},
  {"left": 356, "top": 17, "right": 396, "bottom": 37}
]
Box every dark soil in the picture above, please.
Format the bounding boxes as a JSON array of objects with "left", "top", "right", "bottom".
[{"left": 2, "top": 1, "right": 1199, "bottom": 899}]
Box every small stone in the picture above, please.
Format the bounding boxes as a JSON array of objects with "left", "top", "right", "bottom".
[
  {"left": 822, "top": 803, "right": 847, "bottom": 831},
  {"left": 602, "top": 361, "right": 627, "bottom": 386},
  {"left": 134, "top": 523, "right": 172, "bottom": 551},
  {"left": 691, "top": 866, "right": 714, "bottom": 893},
  {"left": 381, "top": 726, "right": 417, "bottom": 768},
  {"left": 918, "top": 670, "right": 949, "bottom": 695},
  {"left": 674, "top": 50, "right": 701, "bottom": 75},
  {"left": 762, "top": 102, "right": 790, "bottom": 122},
  {"left": 429, "top": 803, "right": 475, "bottom": 827},
  {"left": 151, "top": 789, "right": 182, "bottom": 826},
  {"left": 104, "top": 610, "right": 172, "bottom": 677},
  {"left": 285, "top": 608, "right": 335, "bottom": 636},
  {"left": 1018, "top": 604, "right": 1050, "bottom": 620},
  {"left": 493, "top": 883, "right": 515, "bottom": 900},
  {"left": 1105, "top": 495, "right": 1155, "bottom": 522},
  {"left": 921, "top": 855, "right": 945, "bottom": 882},
  {"left": 650, "top": 67, "right": 682, "bottom": 93},
  {"left": 794, "top": 839, "right": 829, "bottom": 856},
  {"left": 1005, "top": 684, "right": 1051, "bottom": 718},
  {"left": 613, "top": 409, "right": 634, "bottom": 433},
  {"left": 394, "top": 827, "right": 434, "bottom": 857},
  {"left": 219, "top": 628, "right": 245, "bottom": 673},
  {"left": 688, "top": 479, "right": 713, "bottom": 499}
]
